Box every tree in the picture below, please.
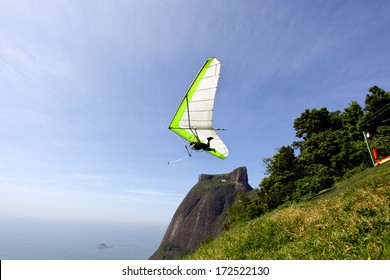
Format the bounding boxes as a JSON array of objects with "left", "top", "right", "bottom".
[
  {"left": 338, "top": 102, "right": 368, "bottom": 169},
  {"left": 362, "top": 86, "right": 390, "bottom": 159},
  {"left": 259, "top": 146, "right": 299, "bottom": 209},
  {"left": 364, "top": 86, "right": 390, "bottom": 116},
  {"left": 293, "top": 108, "right": 341, "bottom": 140},
  {"left": 341, "top": 101, "right": 364, "bottom": 133},
  {"left": 294, "top": 163, "right": 336, "bottom": 197}
]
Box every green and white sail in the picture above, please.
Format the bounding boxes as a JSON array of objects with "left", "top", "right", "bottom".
[{"left": 168, "top": 57, "right": 229, "bottom": 159}]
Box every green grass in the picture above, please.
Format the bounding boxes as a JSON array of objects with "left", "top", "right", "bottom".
[{"left": 187, "top": 163, "right": 390, "bottom": 260}]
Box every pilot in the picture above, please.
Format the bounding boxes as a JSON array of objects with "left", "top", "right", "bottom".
[{"left": 190, "top": 137, "right": 216, "bottom": 152}]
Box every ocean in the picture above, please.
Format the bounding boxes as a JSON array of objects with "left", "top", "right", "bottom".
[{"left": 0, "top": 218, "right": 166, "bottom": 260}]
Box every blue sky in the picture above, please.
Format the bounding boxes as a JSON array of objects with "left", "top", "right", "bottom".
[{"left": 1, "top": 0, "right": 390, "bottom": 226}]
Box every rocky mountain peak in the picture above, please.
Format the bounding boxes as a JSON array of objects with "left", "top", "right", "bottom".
[{"left": 149, "top": 167, "right": 252, "bottom": 259}]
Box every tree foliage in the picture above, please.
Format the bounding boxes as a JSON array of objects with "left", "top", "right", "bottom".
[
  {"left": 294, "top": 108, "right": 342, "bottom": 140},
  {"left": 254, "top": 86, "right": 390, "bottom": 213},
  {"left": 259, "top": 146, "right": 299, "bottom": 208},
  {"left": 364, "top": 86, "right": 390, "bottom": 116}
]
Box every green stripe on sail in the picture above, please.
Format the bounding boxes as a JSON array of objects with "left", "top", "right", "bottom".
[
  {"left": 170, "top": 127, "right": 227, "bottom": 159},
  {"left": 168, "top": 57, "right": 214, "bottom": 131},
  {"left": 170, "top": 127, "right": 226, "bottom": 159},
  {"left": 207, "top": 149, "right": 227, "bottom": 159},
  {"left": 169, "top": 128, "right": 198, "bottom": 143}
]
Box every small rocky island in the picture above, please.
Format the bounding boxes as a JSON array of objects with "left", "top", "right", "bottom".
[{"left": 97, "top": 243, "right": 113, "bottom": 249}]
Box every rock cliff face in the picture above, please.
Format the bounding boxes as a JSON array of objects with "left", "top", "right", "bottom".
[{"left": 149, "top": 167, "right": 252, "bottom": 259}]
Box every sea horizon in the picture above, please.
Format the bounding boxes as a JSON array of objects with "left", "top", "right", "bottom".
[{"left": 0, "top": 217, "right": 166, "bottom": 260}]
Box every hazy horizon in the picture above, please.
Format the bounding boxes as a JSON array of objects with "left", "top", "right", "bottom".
[{"left": 0, "top": 216, "right": 165, "bottom": 260}]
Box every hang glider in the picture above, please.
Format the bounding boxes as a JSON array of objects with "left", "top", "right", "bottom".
[{"left": 168, "top": 57, "right": 229, "bottom": 159}]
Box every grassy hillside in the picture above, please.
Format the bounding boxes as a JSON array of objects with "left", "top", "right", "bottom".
[{"left": 187, "top": 163, "right": 390, "bottom": 260}]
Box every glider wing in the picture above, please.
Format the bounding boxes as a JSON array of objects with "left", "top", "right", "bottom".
[{"left": 168, "top": 57, "right": 229, "bottom": 159}]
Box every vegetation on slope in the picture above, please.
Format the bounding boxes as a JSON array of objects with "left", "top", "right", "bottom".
[
  {"left": 220, "top": 86, "right": 390, "bottom": 230},
  {"left": 187, "top": 163, "right": 390, "bottom": 260},
  {"left": 257, "top": 86, "right": 390, "bottom": 212}
]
